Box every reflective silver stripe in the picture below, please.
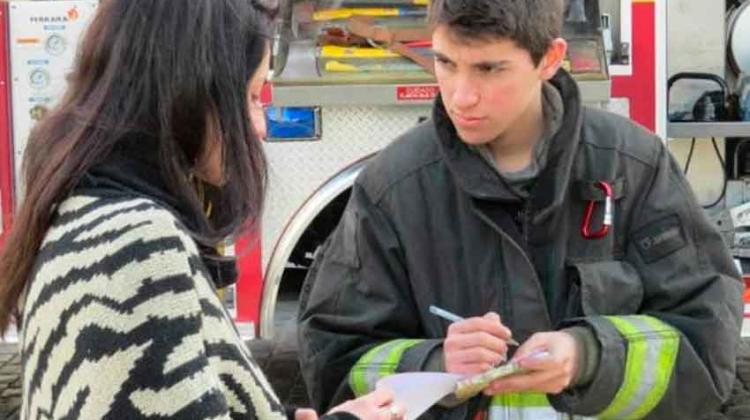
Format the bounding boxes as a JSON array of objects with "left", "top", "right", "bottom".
[
  {"left": 488, "top": 405, "right": 596, "bottom": 420},
  {"left": 489, "top": 394, "right": 596, "bottom": 420},
  {"left": 489, "top": 404, "right": 564, "bottom": 420}
]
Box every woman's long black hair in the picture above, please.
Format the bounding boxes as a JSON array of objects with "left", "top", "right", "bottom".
[{"left": 0, "top": 0, "right": 275, "bottom": 332}]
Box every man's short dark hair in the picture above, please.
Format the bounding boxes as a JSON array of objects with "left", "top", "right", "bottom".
[{"left": 429, "top": 0, "right": 564, "bottom": 65}]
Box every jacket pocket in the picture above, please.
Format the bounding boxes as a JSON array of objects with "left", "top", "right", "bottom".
[{"left": 567, "top": 260, "right": 643, "bottom": 316}]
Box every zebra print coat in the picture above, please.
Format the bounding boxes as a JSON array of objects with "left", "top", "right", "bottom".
[{"left": 20, "top": 193, "right": 287, "bottom": 419}]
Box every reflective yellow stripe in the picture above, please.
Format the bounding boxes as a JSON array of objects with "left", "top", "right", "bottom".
[
  {"left": 635, "top": 316, "right": 680, "bottom": 418},
  {"left": 348, "top": 339, "right": 423, "bottom": 396},
  {"left": 599, "top": 315, "right": 679, "bottom": 419}
]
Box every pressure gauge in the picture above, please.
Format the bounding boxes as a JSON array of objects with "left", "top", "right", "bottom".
[
  {"left": 29, "top": 68, "right": 51, "bottom": 91},
  {"left": 45, "top": 34, "right": 67, "bottom": 56}
]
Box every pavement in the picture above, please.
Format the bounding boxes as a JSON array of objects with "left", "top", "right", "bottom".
[{"left": 0, "top": 343, "right": 20, "bottom": 420}]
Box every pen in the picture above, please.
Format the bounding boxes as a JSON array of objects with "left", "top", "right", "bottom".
[{"left": 429, "top": 305, "right": 520, "bottom": 347}]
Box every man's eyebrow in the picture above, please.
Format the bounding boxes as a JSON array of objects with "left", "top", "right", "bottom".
[
  {"left": 433, "top": 50, "right": 454, "bottom": 63},
  {"left": 433, "top": 50, "right": 511, "bottom": 69},
  {"left": 472, "top": 60, "right": 511, "bottom": 69}
]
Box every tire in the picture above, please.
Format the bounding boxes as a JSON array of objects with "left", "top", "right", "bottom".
[
  {"left": 736, "top": 337, "right": 750, "bottom": 388},
  {"left": 247, "top": 239, "right": 333, "bottom": 409},
  {"left": 247, "top": 321, "right": 311, "bottom": 408},
  {"left": 702, "top": 337, "right": 750, "bottom": 420}
]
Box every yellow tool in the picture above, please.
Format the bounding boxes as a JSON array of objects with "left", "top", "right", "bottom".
[
  {"left": 320, "top": 45, "right": 400, "bottom": 58},
  {"left": 314, "top": 8, "right": 398, "bottom": 20},
  {"left": 325, "top": 61, "right": 363, "bottom": 72},
  {"left": 325, "top": 60, "right": 422, "bottom": 72},
  {"left": 313, "top": 7, "right": 425, "bottom": 21}
]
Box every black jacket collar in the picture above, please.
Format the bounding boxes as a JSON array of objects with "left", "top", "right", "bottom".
[
  {"left": 75, "top": 134, "right": 239, "bottom": 289},
  {"left": 433, "top": 69, "right": 584, "bottom": 223}
]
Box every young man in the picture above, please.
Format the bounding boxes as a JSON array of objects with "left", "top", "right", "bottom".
[{"left": 298, "top": 0, "right": 743, "bottom": 418}]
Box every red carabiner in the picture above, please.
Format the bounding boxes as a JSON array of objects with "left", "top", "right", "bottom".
[{"left": 581, "top": 181, "right": 613, "bottom": 240}]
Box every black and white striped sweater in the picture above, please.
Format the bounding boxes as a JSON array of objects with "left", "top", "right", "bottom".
[{"left": 21, "top": 193, "right": 287, "bottom": 419}]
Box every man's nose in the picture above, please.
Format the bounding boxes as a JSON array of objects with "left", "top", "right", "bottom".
[{"left": 451, "top": 76, "right": 480, "bottom": 110}]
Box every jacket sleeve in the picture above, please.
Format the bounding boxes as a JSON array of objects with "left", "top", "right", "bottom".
[
  {"left": 550, "top": 141, "right": 744, "bottom": 419},
  {"left": 298, "top": 181, "right": 444, "bottom": 412}
]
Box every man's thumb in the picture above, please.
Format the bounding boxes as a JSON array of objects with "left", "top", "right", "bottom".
[{"left": 483, "top": 312, "right": 501, "bottom": 323}]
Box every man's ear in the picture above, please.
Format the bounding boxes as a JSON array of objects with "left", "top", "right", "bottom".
[{"left": 538, "top": 38, "right": 568, "bottom": 80}]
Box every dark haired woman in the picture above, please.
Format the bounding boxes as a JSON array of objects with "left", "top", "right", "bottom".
[{"left": 0, "top": 1, "right": 402, "bottom": 419}]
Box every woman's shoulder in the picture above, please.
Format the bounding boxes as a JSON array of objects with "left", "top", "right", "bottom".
[
  {"left": 24, "top": 193, "right": 206, "bottom": 332},
  {"left": 31, "top": 193, "right": 203, "bottom": 292},
  {"left": 46, "top": 193, "right": 198, "bottom": 253},
  {"left": 54, "top": 193, "right": 186, "bottom": 230}
]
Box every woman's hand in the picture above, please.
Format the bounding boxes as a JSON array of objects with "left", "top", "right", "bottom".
[
  {"left": 328, "top": 387, "right": 405, "bottom": 420},
  {"left": 295, "top": 408, "right": 319, "bottom": 420}
]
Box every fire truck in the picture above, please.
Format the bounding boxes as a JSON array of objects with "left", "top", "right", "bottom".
[
  {"left": 0, "top": 1, "right": 99, "bottom": 248},
  {"left": 256, "top": 0, "right": 663, "bottom": 343}
]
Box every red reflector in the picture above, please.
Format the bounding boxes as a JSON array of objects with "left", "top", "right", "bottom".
[{"left": 260, "top": 82, "right": 273, "bottom": 105}]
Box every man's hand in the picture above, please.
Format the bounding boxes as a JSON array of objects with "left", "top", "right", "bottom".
[
  {"left": 444, "top": 312, "right": 514, "bottom": 375},
  {"left": 483, "top": 331, "right": 579, "bottom": 395}
]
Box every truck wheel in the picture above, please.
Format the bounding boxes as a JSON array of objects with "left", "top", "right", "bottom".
[
  {"left": 702, "top": 337, "right": 750, "bottom": 419},
  {"left": 248, "top": 322, "right": 310, "bottom": 407},
  {"left": 737, "top": 337, "right": 750, "bottom": 388}
]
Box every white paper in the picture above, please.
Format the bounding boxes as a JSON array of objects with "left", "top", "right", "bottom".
[{"left": 376, "top": 372, "right": 463, "bottom": 420}]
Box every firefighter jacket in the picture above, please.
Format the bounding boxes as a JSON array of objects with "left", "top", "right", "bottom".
[{"left": 298, "top": 70, "right": 743, "bottom": 419}]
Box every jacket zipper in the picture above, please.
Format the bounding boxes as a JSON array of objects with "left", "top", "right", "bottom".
[
  {"left": 521, "top": 200, "right": 532, "bottom": 248},
  {"left": 473, "top": 208, "right": 553, "bottom": 329}
]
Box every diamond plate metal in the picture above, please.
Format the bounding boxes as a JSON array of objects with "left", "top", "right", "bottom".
[{"left": 261, "top": 105, "right": 430, "bottom": 271}]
